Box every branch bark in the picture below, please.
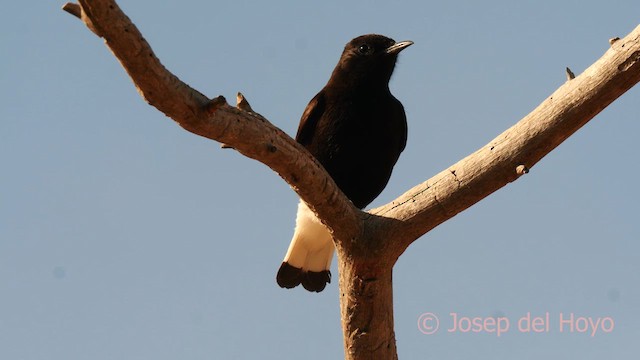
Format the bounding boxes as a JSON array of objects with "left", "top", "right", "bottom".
[
  {"left": 373, "top": 27, "right": 640, "bottom": 259},
  {"left": 64, "top": 0, "right": 362, "bottom": 245},
  {"left": 63, "top": 1, "right": 640, "bottom": 359}
]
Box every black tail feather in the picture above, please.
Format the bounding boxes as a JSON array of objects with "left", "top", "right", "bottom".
[
  {"left": 277, "top": 262, "right": 304, "bottom": 289},
  {"left": 302, "top": 270, "right": 331, "bottom": 292},
  {"left": 276, "top": 262, "right": 331, "bottom": 292}
]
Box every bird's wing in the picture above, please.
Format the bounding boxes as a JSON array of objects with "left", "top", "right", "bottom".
[
  {"left": 295, "top": 90, "right": 326, "bottom": 146},
  {"left": 396, "top": 99, "right": 408, "bottom": 153}
]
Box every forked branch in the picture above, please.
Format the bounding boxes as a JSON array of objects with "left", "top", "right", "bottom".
[{"left": 63, "top": 1, "right": 640, "bottom": 359}]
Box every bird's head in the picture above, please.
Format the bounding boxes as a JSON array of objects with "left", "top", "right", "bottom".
[{"left": 329, "top": 34, "right": 413, "bottom": 90}]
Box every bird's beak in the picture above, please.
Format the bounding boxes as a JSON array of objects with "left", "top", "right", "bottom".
[{"left": 385, "top": 40, "right": 414, "bottom": 54}]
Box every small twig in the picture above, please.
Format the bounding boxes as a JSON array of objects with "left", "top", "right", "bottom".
[
  {"left": 236, "top": 92, "right": 254, "bottom": 112},
  {"left": 204, "top": 95, "right": 227, "bottom": 115},
  {"left": 516, "top": 164, "right": 529, "bottom": 176},
  {"left": 609, "top": 37, "right": 620, "bottom": 45},
  {"left": 62, "top": 2, "right": 101, "bottom": 36},
  {"left": 565, "top": 67, "right": 575, "bottom": 80},
  {"left": 62, "top": 2, "right": 81, "bottom": 18}
]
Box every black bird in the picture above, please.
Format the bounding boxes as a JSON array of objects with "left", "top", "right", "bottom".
[{"left": 277, "top": 34, "right": 412, "bottom": 292}]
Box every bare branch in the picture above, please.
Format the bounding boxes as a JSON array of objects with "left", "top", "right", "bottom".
[
  {"left": 371, "top": 25, "right": 640, "bottom": 259},
  {"left": 64, "top": 0, "right": 362, "bottom": 244}
]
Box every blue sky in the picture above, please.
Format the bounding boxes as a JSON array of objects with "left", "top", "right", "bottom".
[{"left": 2, "top": 1, "right": 639, "bottom": 359}]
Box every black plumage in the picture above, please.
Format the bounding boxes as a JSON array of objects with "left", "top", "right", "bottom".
[
  {"left": 277, "top": 34, "right": 412, "bottom": 292},
  {"left": 297, "top": 34, "right": 411, "bottom": 208}
]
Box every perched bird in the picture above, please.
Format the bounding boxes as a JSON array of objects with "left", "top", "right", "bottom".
[{"left": 277, "top": 34, "right": 412, "bottom": 292}]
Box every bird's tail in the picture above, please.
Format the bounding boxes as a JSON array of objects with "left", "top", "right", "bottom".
[{"left": 276, "top": 201, "right": 334, "bottom": 292}]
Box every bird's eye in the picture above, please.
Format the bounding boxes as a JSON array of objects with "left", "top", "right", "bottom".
[{"left": 357, "top": 44, "right": 373, "bottom": 55}]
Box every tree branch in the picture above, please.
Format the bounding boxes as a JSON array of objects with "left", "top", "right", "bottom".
[
  {"left": 371, "top": 26, "right": 640, "bottom": 260},
  {"left": 64, "top": 1, "right": 640, "bottom": 359},
  {"left": 64, "top": 0, "right": 362, "bottom": 245}
]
